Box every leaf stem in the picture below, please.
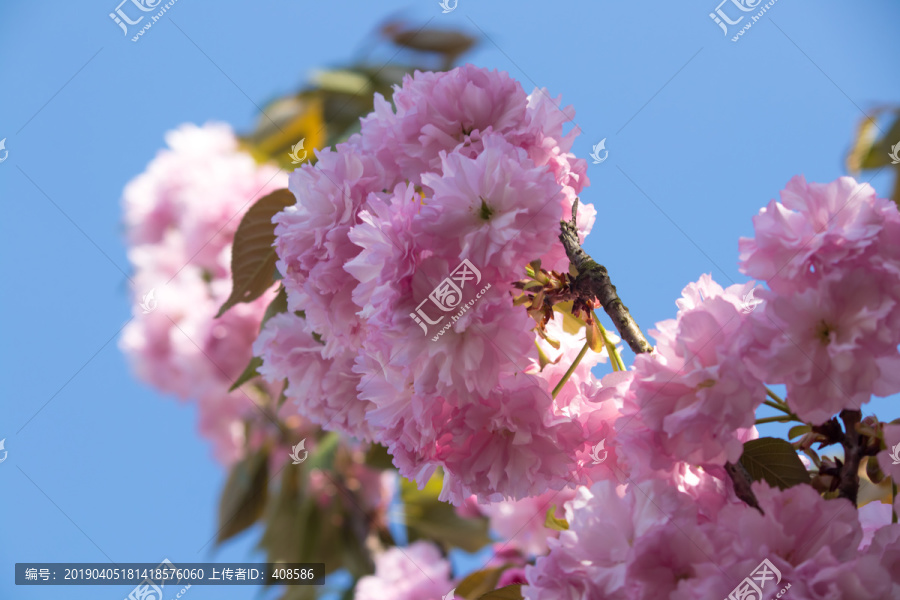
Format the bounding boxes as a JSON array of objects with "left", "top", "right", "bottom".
[
  {"left": 762, "top": 400, "right": 801, "bottom": 422},
  {"left": 766, "top": 388, "right": 787, "bottom": 405},
  {"left": 595, "top": 316, "right": 625, "bottom": 372},
  {"left": 893, "top": 481, "right": 898, "bottom": 524},
  {"left": 763, "top": 399, "right": 791, "bottom": 414},
  {"left": 755, "top": 415, "right": 793, "bottom": 425},
  {"left": 552, "top": 340, "right": 591, "bottom": 399}
]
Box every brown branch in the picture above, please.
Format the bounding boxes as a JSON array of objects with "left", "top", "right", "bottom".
[
  {"left": 838, "top": 410, "right": 863, "bottom": 504},
  {"left": 559, "top": 200, "right": 653, "bottom": 355}
]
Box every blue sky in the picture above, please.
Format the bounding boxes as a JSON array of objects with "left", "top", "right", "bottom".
[{"left": 1, "top": 0, "right": 899, "bottom": 598}]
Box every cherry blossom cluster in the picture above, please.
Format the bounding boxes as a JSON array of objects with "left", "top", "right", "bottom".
[
  {"left": 120, "top": 70, "right": 900, "bottom": 599},
  {"left": 256, "top": 65, "right": 621, "bottom": 503},
  {"left": 739, "top": 176, "right": 900, "bottom": 424},
  {"left": 523, "top": 176, "right": 900, "bottom": 599},
  {"left": 525, "top": 479, "right": 898, "bottom": 599},
  {"left": 120, "top": 122, "right": 287, "bottom": 463}
]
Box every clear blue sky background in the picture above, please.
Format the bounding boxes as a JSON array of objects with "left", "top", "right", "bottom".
[{"left": 2, "top": 1, "right": 899, "bottom": 598}]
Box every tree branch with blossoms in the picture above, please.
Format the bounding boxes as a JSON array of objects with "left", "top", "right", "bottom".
[
  {"left": 120, "top": 53, "right": 900, "bottom": 600},
  {"left": 806, "top": 410, "right": 883, "bottom": 504},
  {"left": 558, "top": 199, "right": 654, "bottom": 355}
]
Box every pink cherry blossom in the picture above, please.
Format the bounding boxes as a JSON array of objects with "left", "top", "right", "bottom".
[
  {"left": 274, "top": 144, "right": 390, "bottom": 357},
  {"left": 743, "top": 270, "right": 900, "bottom": 424},
  {"left": 615, "top": 275, "right": 765, "bottom": 470},
  {"left": 254, "top": 312, "right": 375, "bottom": 440},
  {"left": 859, "top": 502, "right": 894, "bottom": 551},
  {"left": 121, "top": 122, "right": 287, "bottom": 463},
  {"left": 525, "top": 479, "right": 891, "bottom": 600},
  {"left": 359, "top": 64, "right": 530, "bottom": 182},
  {"left": 738, "top": 175, "right": 896, "bottom": 294},
  {"left": 523, "top": 480, "right": 694, "bottom": 600},
  {"left": 420, "top": 134, "right": 565, "bottom": 277},
  {"left": 479, "top": 488, "right": 578, "bottom": 557},
  {"left": 354, "top": 541, "right": 454, "bottom": 600},
  {"left": 863, "top": 525, "right": 900, "bottom": 597},
  {"left": 267, "top": 65, "right": 605, "bottom": 503}
]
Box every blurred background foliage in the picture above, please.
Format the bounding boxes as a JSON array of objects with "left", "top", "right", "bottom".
[
  {"left": 240, "top": 20, "right": 477, "bottom": 170},
  {"left": 847, "top": 106, "right": 900, "bottom": 204}
]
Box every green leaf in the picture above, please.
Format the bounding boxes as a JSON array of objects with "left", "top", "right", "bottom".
[
  {"left": 216, "top": 189, "right": 296, "bottom": 318},
  {"left": 306, "top": 431, "right": 341, "bottom": 472},
  {"left": 847, "top": 114, "right": 888, "bottom": 171},
  {"left": 788, "top": 425, "right": 811, "bottom": 440},
  {"left": 259, "top": 285, "right": 289, "bottom": 334},
  {"left": 364, "top": 443, "right": 396, "bottom": 470},
  {"left": 288, "top": 480, "right": 370, "bottom": 578},
  {"left": 456, "top": 566, "right": 508, "bottom": 599},
  {"left": 585, "top": 317, "right": 605, "bottom": 353},
  {"left": 401, "top": 473, "right": 491, "bottom": 552},
  {"left": 544, "top": 504, "right": 569, "bottom": 531},
  {"left": 217, "top": 446, "right": 270, "bottom": 544},
  {"left": 312, "top": 68, "right": 373, "bottom": 95},
  {"left": 276, "top": 384, "right": 289, "bottom": 409},
  {"left": 229, "top": 356, "right": 263, "bottom": 392},
  {"left": 478, "top": 585, "right": 523, "bottom": 600},
  {"left": 338, "top": 507, "right": 375, "bottom": 577},
  {"left": 854, "top": 113, "right": 900, "bottom": 171},
  {"left": 534, "top": 340, "right": 552, "bottom": 369},
  {"left": 259, "top": 462, "right": 303, "bottom": 565},
  {"left": 739, "top": 437, "right": 811, "bottom": 490},
  {"left": 554, "top": 302, "right": 586, "bottom": 335}
]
